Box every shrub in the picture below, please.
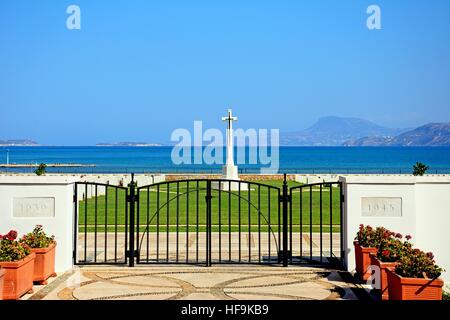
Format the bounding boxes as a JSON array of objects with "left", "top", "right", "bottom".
[
  {"left": 19, "top": 225, "right": 55, "bottom": 249},
  {"left": 413, "top": 162, "right": 429, "bottom": 176},
  {"left": 0, "top": 230, "right": 30, "bottom": 262},
  {"left": 395, "top": 248, "right": 444, "bottom": 279},
  {"left": 34, "top": 163, "right": 47, "bottom": 176}
]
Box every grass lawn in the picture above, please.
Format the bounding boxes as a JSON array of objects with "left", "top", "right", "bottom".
[{"left": 76, "top": 180, "right": 342, "bottom": 232}]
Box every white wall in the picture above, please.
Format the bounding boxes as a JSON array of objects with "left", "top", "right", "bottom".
[
  {"left": 0, "top": 174, "right": 166, "bottom": 273},
  {"left": 340, "top": 175, "right": 450, "bottom": 284},
  {"left": 415, "top": 180, "right": 450, "bottom": 286},
  {"left": 295, "top": 174, "right": 340, "bottom": 184},
  {"left": 0, "top": 176, "right": 79, "bottom": 272}
]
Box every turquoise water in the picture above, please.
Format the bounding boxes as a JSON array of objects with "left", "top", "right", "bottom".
[{"left": 1, "top": 146, "right": 449, "bottom": 174}]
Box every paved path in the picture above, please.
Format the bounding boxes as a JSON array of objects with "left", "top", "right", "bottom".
[
  {"left": 76, "top": 232, "right": 341, "bottom": 264},
  {"left": 24, "top": 265, "right": 359, "bottom": 300}
]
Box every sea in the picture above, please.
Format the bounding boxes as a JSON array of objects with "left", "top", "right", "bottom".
[{"left": 1, "top": 146, "right": 449, "bottom": 174}]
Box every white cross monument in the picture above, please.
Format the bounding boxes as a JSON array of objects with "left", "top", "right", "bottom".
[
  {"left": 218, "top": 109, "right": 247, "bottom": 190},
  {"left": 222, "top": 109, "right": 239, "bottom": 181}
]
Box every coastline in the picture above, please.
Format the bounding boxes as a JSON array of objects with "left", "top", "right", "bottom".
[{"left": 1, "top": 146, "right": 449, "bottom": 175}]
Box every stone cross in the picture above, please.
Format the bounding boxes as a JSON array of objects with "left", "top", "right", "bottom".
[{"left": 222, "top": 109, "right": 237, "bottom": 166}]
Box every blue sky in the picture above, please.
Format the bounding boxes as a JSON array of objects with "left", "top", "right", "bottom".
[{"left": 1, "top": 0, "right": 449, "bottom": 145}]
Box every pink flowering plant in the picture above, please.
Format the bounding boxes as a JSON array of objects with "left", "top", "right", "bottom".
[
  {"left": 0, "top": 230, "right": 30, "bottom": 262},
  {"left": 355, "top": 224, "right": 388, "bottom": 248},
  {"left": 395, "top": 248, "right": 444, "bottom": 279},
  {"left": 355, "top": 225, "right": 444, "bottom": 279},
  {"left": 377, "top": 232, "right": 413, "bottom": 263},
  {"left": 19, "top": 225, "right": 55, "bottom": 249}
]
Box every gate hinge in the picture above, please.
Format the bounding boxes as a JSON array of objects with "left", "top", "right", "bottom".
[
  {"left": 341, "top": 194, "right": 345, "bottom": 202},
  {"left": 279, "top": 194, "right": 291, "bottom": 203},
  {"left": 126, "top": 194, "right": 139, "bottom": 202},
  {"left": 73, "top": 194, "right": 77, "bottom": 203}
]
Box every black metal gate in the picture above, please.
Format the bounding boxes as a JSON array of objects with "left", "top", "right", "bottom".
[
  {"left": 74, "top": 182, "right": 129, "bottom": 265},
  {"left": 289, "top": 182, "right": 344, "bottom": 266},
  {"left": 135, "top": 179, "right": 281, "bottom": 265},
  {"left": 73, "top": 174, "right": 344, "bottom": 268}
]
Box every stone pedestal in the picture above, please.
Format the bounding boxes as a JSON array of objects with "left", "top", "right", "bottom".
[
  {"left": 222, "top": 164, "right": 239, "bottom": 180},
  {"left": 212, "top": 164, "right": 247, "bottom": 191}
]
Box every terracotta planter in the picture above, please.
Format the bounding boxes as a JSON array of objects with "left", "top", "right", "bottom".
[
  {"left": 369, "top": 254, "right": 397, "bottom": 300},
  {"left": 354, "top": 241, "right": 378, "bottom": 281},
  {"left": 387, "top": 268, "right": 444, "bottom": 300},
  {"left": 0, "top": 267, "right": 5, "bottom": 300},
  {"left": 0, "top": 252, "right": 36, "bottom": 300},
  {"left": 31, "top": 242, "right": 57, "bottom": 285}
]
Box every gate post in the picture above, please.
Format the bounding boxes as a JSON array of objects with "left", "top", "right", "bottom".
[
  {"left": 73, "top": 183, "right": 78, "bottom": 265},
  {"left": 128, "top": 173, "right": 136, "bottom": 267},
  {"left": 339, "top": 181, "right": 345, "bottom": 267},
  {"left": 282, "top": 174, "right": 289, "bottom": 267},
  {"left": 205, "top": 180, "right": 213, "bottom": 267}
]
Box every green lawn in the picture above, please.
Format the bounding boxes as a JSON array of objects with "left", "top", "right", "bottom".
[{"left": 76, "top": 180, "right": 342, "bottom": 232}]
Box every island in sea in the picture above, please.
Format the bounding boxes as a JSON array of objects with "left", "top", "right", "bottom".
[
  {"left": 96, "top": 142, "right": 162, "bottom": 147},
  {"left": 0, "top": 139, "right": 40, "bottom": 146}
]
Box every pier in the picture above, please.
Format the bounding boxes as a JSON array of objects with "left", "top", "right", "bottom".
[{"left": 0, "top": 163, "right": 96, "bottom": 168}]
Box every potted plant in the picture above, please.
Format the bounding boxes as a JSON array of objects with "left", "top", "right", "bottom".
[
  {"left": 354, "top": 225, "right": 386, "bottom": 281},
  {"left": 20, "top": 225, "right": 56, "bottom": 285},
  {"left": 370, "top": 233, "right": 412, "bottom": 300},
  {"left": 0, "top": 266, "right": 5, "bottom": 300},
  {"left": 387, "top": 248, "right": 444, "bottom": 300},
  {"left": 0, "top": 230, "right": 35, "bottom": 300}
]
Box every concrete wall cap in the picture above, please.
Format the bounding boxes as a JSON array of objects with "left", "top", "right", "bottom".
[
  {"left": 0, "top": 175, "right": 80, "bottom": 184},
  {"left": 339, "top": 175, "right": 450, "bottom": 184}
]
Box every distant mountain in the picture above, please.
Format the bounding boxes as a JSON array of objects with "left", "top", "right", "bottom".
[
  {"left": 96, "top": 142, "right": 162, "bottom": 147},
  {"left": 344, "top": 123, "right": 450, "bottom": 146},
  {"left": 280, "top": 116, "right": 406, "bottom": 146},
  {"left": 0, "top": 139, "right": 39, "bottom": 146}
]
